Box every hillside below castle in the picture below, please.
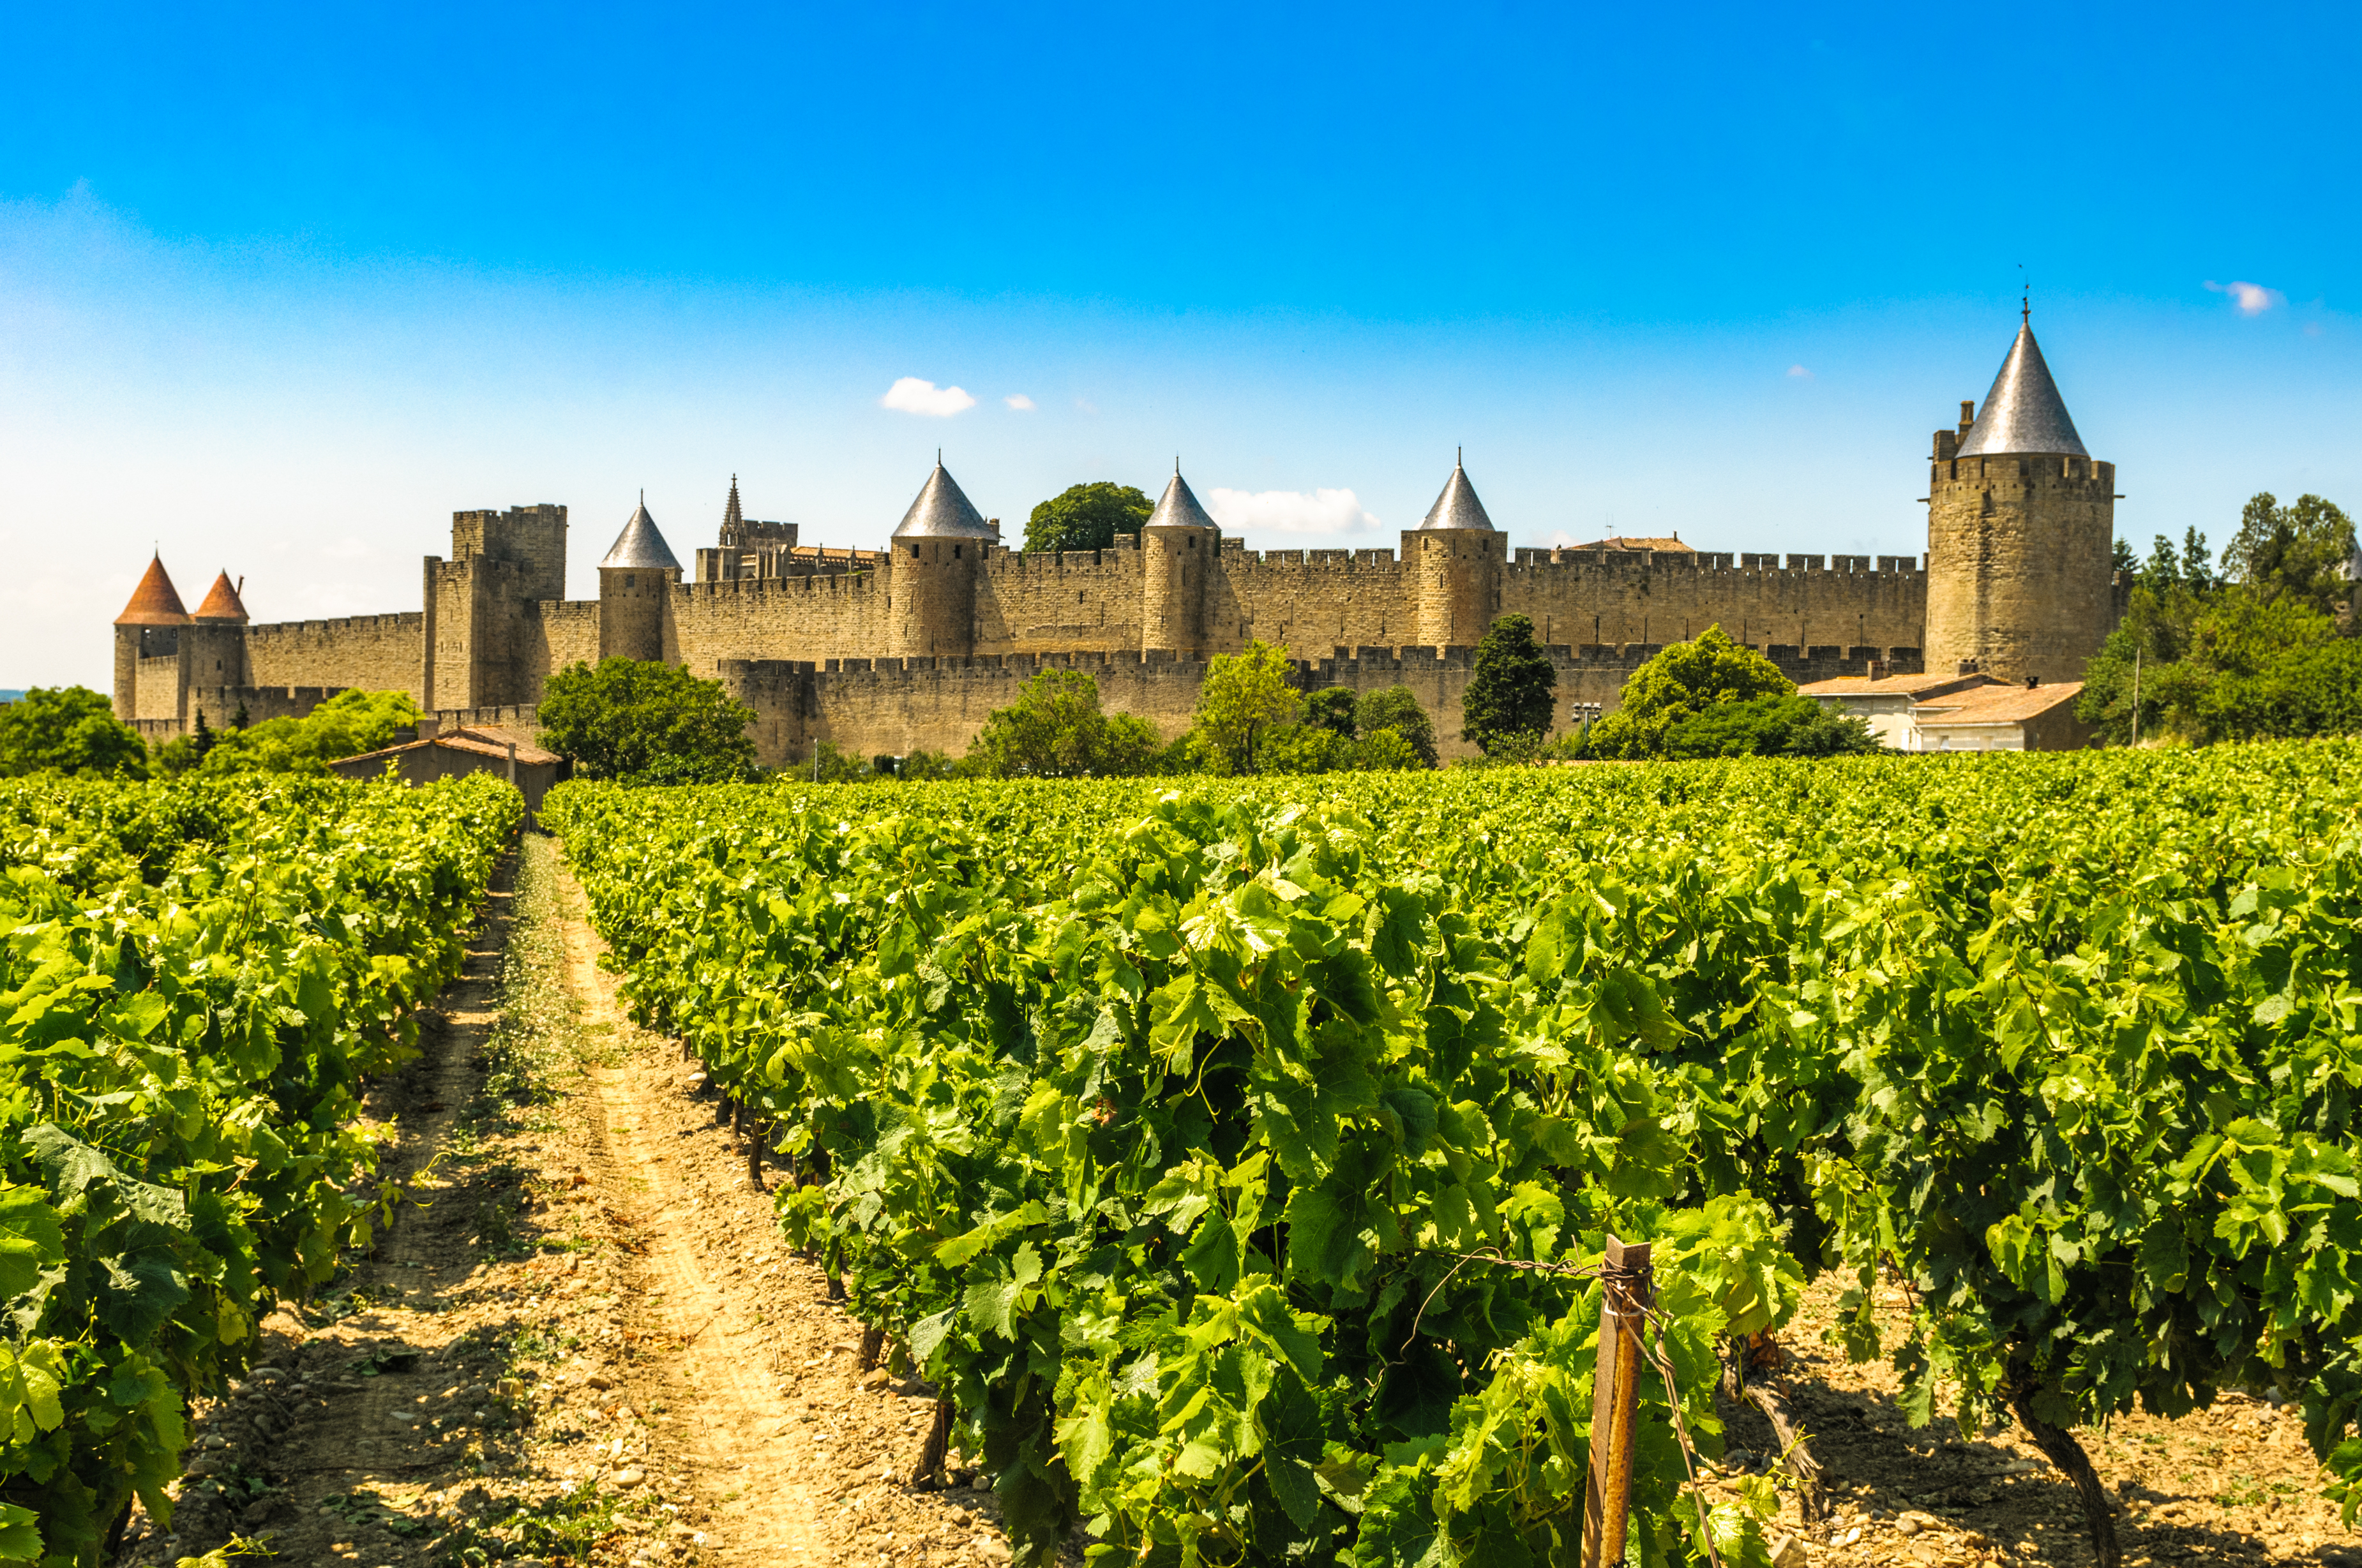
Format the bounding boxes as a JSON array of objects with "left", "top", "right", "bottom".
[{"left": 110, "top": 320, "right": 2120, "bottom": 765}]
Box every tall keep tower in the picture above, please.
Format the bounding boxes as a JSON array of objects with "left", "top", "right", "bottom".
[
  {"left": 1924, "top": 319, "right": 2118, "bottom": 683},
  {"left": 598, "top": 496, "right": 682, "bottom": 662},
  {"left": 1140, "top": 465, "right": 1219, "bottom": 656},
  {"left": 1405, "top": 453, "right": 1503, "bottom": 649},
  {"left": 888, "top": 460, "right": 997, "bottom": 660}
]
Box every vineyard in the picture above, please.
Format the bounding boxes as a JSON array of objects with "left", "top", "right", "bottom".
[
  {"left": 545, "top": 743, "right": 2362, "bottom": 1568},
  {"left": 0, "top": 773, "right": 520, "bottom": 1567}
]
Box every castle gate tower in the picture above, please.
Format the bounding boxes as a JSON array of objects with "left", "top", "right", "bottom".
[
  {"left": 1924, "top": 319, "right": 2118, "bottom": 683},
  {"left": 1405, "top": 453, "right": 1503, "bottom": 649},
  {"left": 887, "top": 460, "right": 997, "bottom": 661},
  {"left": 1140, "top": 465, "right": 1219, "bottom": 656},
  {"left": 112, "top": 553, "right": 190, "bottom": 722},
  {"left": 598, "top": 496, "right": 683, "bottom": 662}
]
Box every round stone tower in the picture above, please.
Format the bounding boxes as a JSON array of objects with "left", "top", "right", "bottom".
[
  {"left": 888, "top": 459, "right": 997, "bottom": 661},
  {"left": 1139, "top": 465, "right": 1219, "bottom": 656},
  {"left": 1924, "top": 318, "right": 2118, "bottom": 683},
  {"left": 1405, "top": 452, "right": 1502, "bottom": 649},
  {"left": 184, "top": 570, "right": 253, "bottom": 698},
  {"left": 112, "top": 553, "right": 190, "bottom": 722},
  {"left": 598, "top": 495, "right": 682, "bottom": 662}
]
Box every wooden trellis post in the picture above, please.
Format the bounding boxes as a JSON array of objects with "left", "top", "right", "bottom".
[{"left": 1584, "top": 1236, "right": 1655, "bottom": 1568}]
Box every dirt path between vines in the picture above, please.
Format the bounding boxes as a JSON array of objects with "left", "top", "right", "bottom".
[{"left": 112, "top": 834, "right": 1006, "bottom": 1568}]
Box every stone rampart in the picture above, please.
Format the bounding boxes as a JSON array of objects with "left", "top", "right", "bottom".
[
  {"left": 244, "top": 613, "right": 425, "bottom": 699},
  {"left": 672, "top": 571, "right": 891, "bottom": 677}
]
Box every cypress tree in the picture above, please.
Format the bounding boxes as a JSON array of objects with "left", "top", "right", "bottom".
[{"left": 1461, "top": 614, "right": 1556, "bottom": 755}]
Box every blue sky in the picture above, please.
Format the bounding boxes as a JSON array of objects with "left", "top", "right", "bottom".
[{"left": 3, "top": 1, "right": 2356, "bottom": 685}]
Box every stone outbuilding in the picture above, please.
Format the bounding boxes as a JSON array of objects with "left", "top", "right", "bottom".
[{"left": 327, "top": 720, "right": 560, "bottom": 820}]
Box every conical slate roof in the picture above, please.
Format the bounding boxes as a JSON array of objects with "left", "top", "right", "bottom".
[
  {"left": 892, "top": 461, "right": 997, "bottom": 541},
  {"left": 600, "top": 497, "right": 684, "bottom": 571},
  {"left": 1955, "top": 323, "right": 2087, "bottom": 458},
  {"left": 1416, "top": 452, "right": 1496, "bottom": 532},
  {"left": 193, "top": 571, "right": 250, "bottom": 622},
  {"left": 1144, "top": 467, "right": 1218, "bottom": 532},
  {"left": 115, "top": 554, "right": 190, "bottom": 625}
]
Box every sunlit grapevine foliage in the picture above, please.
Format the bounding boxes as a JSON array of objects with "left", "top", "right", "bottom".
[
  {"left": 0, "top": 773, "right": 520, "bottom": 1565},
  {"left": 552, "top": 742, "right": 2362, "bottom": 1562}
]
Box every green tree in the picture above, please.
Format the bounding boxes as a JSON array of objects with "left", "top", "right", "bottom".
[
  {"left": 1023, "top": 482, "right": 1155, "bottom": 554},
  {"left": 2223, "top": 491, "right": 2356, "bottom": 615},
  {"left": 537, "top": 659, "right": 758, "bottom": 784},
  {"left": 0, "top": 685, "right": 149, "bottom": 778},
  {"left": 1191, "top": 641, "right": 1300, "bottom": 773},
  {"left": 195, "top": 687, "right": 423, "bottom": 775},
  {"left": 967, "top": 669, "right": 1158, "bottom": 778},
  {"left": 1461, "top": 613, "right": 1558, "bottom": 755},
  {"left": 1353, "top": 686, "right": 1436, "bottom": 768},
  {"left": 2080, "top": 491, "right": 2357, "bottom": 745},
  {"left": 1305, "top": 686, "right": 1358, "bottom": 738},
  {"left": 1584, "top": 624, "right": 1792, "bottom": 759},
  {"left": 1352, "top": 727, "right": 1422, "bottom": 770},
  {"left": 1659, "top": 693, "right": 1877, "bottom": 758}
]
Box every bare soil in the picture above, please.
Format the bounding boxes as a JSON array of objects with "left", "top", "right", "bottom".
[
  {"left": 1716, "top": 1279, "right": 2360, "bottom": 1567},
  {"left": 112, "top": 834, "right": 1004, "bottom": 1568},
  {"left": 105, "top": 830, "right": 2362, "bottom": 1568}
]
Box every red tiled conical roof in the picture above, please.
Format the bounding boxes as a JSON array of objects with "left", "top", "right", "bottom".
[
  {"left": 193, "top": 571, "right": 250, "bottom": 622},
  {"left": 115, "top": 555, "right": 190, "bottom": 625}
]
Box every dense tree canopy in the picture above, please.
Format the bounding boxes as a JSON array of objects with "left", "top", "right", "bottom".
[
  {"left": 1583, "top": 625, "right": 1794, "bottom": 759},
  {"left": 538, "top": 659, "right": 758, "bottom": 784},
  {"left": 165, "top": 687, "right": 423, "bottom": 775},
  {"left": 1461, "top": 613, "right": 1557, "bottom": 754},
  {"left": 2079, "top": 491, "right": 2359, "bottom": 744},
  {"left": 0, "top": 686, "right": 149, "bottom": 778},
  {"left": 967, "top": 669, "right": 1158, "bottom": 778},
  {"left": 1354, "top": 685, "right": 1438, "bottom": 768},
  {"left": 1023, "top": 482, "right": 1155, "bottom": 554},
  {"left": 1191, "top": 641, "right": 1300, "bottom": 773},
  {"left": 1657, "top": 692, "right": 1877, "bottom": 758}
]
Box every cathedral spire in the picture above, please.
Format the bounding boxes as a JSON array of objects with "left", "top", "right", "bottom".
[{"left": 723, "top": 474, "right": 744, "bottom": 530}]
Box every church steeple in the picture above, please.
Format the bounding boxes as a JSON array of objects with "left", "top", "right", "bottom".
[{"left": 723, "top": 474, "right": 744, "bottom": 532}]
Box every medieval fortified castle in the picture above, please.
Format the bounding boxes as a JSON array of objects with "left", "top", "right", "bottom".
[{"left": 110, "top": 320, "right": 2119, "bottom": 765}]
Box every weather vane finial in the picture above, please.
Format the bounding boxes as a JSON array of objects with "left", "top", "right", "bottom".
[{"left": 2020, "top": 262, "right": 2029, "bottom": 325}]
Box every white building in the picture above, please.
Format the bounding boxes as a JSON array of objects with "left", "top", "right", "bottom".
[{"left": 1799, "top": 671, "right": 2092, "bottom": 752}]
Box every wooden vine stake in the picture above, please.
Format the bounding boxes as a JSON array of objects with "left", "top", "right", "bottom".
[{"left": 1583, "top": 1237, "right": 1654, "bottom": 1568}]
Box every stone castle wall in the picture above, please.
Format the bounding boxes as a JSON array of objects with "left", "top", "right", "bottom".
[{"left": 246, "top": 613, "right": 426, "bottom": 696}]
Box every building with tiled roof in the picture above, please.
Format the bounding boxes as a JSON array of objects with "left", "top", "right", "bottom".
[{"left": 1800, "top": 671, "right": 2091, "bottom": 752}]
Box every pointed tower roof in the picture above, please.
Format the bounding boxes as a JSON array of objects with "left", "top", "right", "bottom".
[
  {"left": 192, "top": 571, "right": 250, "bottom": 622},
  {"left": 1144, "top": 465, "right": 1218, "bottom": 532},
  {"left": 1416, "top": 451, "right": 1497, "bottom": 532},
  {"left": 723, "top": 474, "right": 744, "bottom": 530},
  {"left": 891, "top": 459, "right": 997, "bottom": 540},
  {"left": 115, "top": 553, "right": 190, "bottom": 625},
  {"left": 600, "top": 495, "right": 684, "bottom": 571},
  {"left": 1955, "top": 322, "right": 2087, "bottom": 458}
]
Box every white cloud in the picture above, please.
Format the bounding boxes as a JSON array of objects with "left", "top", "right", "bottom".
[
  {"left": 1786, "top": 364, "right": 1813, "bottom": 378},
  {"left": 879, "top": 377, "right": 976, "bottom": 416},
  {"left": 1004, "top": 393, "right": 1035, "bottom": 411},
  {"left": 2205, "top": 280, "right": 2285, "bottom": 317},
  {"left": 1205, "top": 487, "right": 1380, "bottom": 537}
]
